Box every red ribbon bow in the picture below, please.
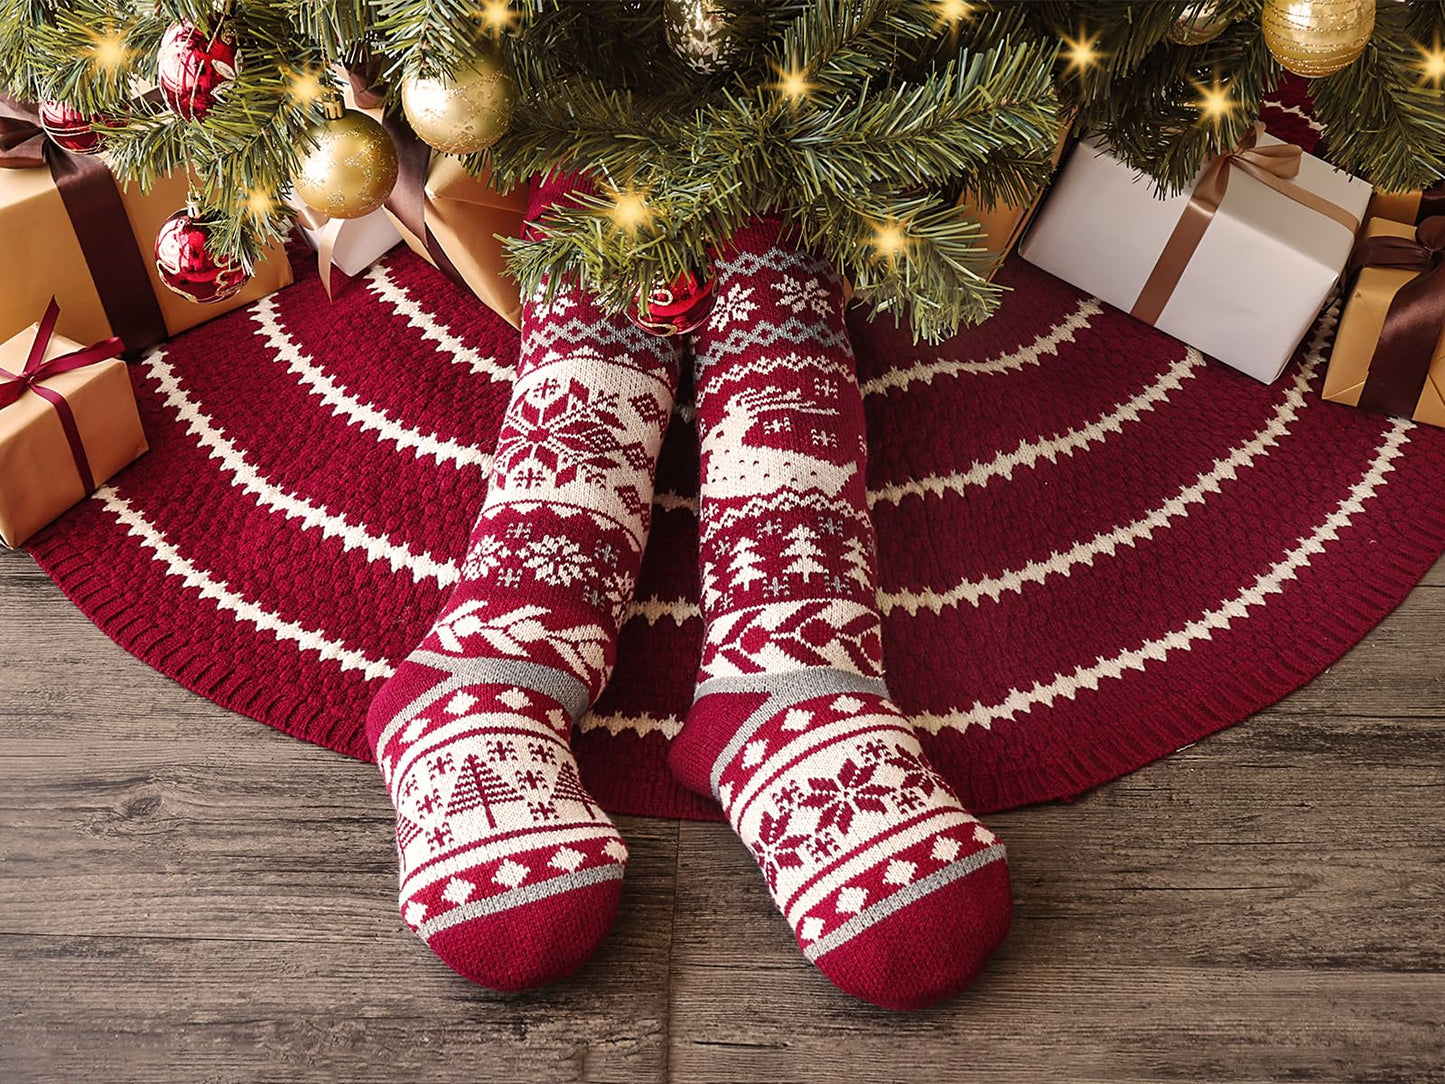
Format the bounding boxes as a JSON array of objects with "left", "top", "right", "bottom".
[
  {"left": 0, "top": 297, "right": 124, "bottom": 493},
  {"left": 1349, "top": 216, "right": 1445, "bottom": 418}
]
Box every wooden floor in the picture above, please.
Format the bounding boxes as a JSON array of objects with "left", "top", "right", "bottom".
[{"left": 2, "top": 547, "right": 1442, "bottom": 1084}]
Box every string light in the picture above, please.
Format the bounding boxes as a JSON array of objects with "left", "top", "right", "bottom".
[
  {"left": 871, "top": 220, "right": 910, "bottom": 263},
  {"left": 1192, "top": 73, "right": 1238, "bottom": 127},
  {"left": 1060, "top": 28, "right": 1102, "bottom": 74},
  {"left": 84, "top": 24, "right": 131, "bottom": 76},
  {"left": 771, "top": 62, "right": 817, "bottom": 104},
  {"left": 284, "top": 66, "right": 329, "bottom": 108},
  {"left": 1417, "top": 39, "right": 1445, "bottom": 87},
  {"left": 241, "top": 187, "right": 278, "bottom": 221},
  {"left": 603, "top": 180, "right": 655, "bottom": 236},
  {"left": 477, "top": 0, "right": 518, "bottom": 36},
  {"left": 931, "top": 0, "right": 976, "bottom": 29}
]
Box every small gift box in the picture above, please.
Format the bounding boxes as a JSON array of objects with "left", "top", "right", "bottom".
[
  {"left": 1019, "top": 123, "right": 1373, "bottom": 384},
  {"left": 1322, "top": 217, "right": 1445, "bottom": 428},
  {"left": 957, "top": 124, "right": 1074, "bottom": 278},
  {"left": 0, "top": 99, "right": 292, "bottom": 356},
  {"left": 1367, "top": 181, "right": 1445, "bottom": 227},
  {"left": 0, "top": 301, "right": 147, "bottom": 547},
  {"left": 285, "top": 192, "right": 403, "bottom": 290}
]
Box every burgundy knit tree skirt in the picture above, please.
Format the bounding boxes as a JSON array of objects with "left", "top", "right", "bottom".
[{"left": 28, "top": 101, "right": 1445, "bottom": 821}]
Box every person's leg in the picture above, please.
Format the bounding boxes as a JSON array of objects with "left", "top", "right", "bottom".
[
  {"left": 671, "top": 219, "right": 1011, "bottom": 1010},
  {"left": 366, "top": 177, "right": 681, "bottom": 990}
]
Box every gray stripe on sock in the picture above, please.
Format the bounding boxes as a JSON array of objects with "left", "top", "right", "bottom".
[
  {"left": 802, "top": 844, "right": 1008, "bottom": 963},
  {"left": 698, "top": 670, "right": 891, "bottom": 796},
  {"left": 407, "top": 651, "right": 591, "bottom": 722},
  {"left": 417, "top": 862, "right": 625, "bottom": 941}
]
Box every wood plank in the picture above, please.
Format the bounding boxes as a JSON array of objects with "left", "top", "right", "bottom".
[{"left": 5, "top": 547, "right": 1443, "bottom": 1084}]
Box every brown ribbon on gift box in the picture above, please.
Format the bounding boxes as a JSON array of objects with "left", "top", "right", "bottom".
[
  {"left": 0, "top": 297, "right": 123, "bottom": 492},
  {"left": 1347, "top": 216, "right": 1445, "bottom": 418},
  {"left": 0, "top": 99, "right": 168, "bottom": 356},
  {"left": 1131, "top": 122, "right": 1361, "bottom": 326}
]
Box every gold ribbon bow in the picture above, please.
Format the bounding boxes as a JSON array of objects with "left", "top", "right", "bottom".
[
  {"left": 1131, "top": 122, "right": 1361, "bottom": 326},
  {"left": 292, "top": 203, "right": 347, "bottom": 299}
]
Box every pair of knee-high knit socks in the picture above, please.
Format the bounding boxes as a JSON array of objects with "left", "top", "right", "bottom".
[{"left": 364, "top": 181, "right": 1011, "bottom": 1011}]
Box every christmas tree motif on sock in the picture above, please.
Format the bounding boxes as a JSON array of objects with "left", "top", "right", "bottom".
[
  {"left": 670, "top": 220, "right": 1012, "bottom": 1011},
  {"left": 367, "top": 180, "right": 681, "bottom": 990}
]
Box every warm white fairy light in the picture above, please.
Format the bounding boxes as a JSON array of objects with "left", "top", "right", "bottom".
[
  {"left": 1192, "top": 73, "right": 1238, "bottom": 127},
  {"left": 85, "top": 25, "right": 131, "bottom": 76},
  {"left": 1061, "top": 28, "right": 1102, "bottom": 74}
]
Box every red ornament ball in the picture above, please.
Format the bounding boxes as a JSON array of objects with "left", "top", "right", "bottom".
[
  {"left": 629, "top": 265, "right": 716, "bottom": 336},
  {"left": 39, "top": 100, "right": 107, "bottom": 154},
  {"left": 154, "top": 209, "right": 251, "bottom": 304},
  {"left": 157, "top": 20, "right": 242, "bottom": 121}
]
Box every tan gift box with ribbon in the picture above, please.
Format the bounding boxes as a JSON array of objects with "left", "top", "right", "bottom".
[
  {"left": 1, "top": 301, "right": 147, "bottom": 547},
  {"left": 340, "top": 80, "right": 528, "bottom": 328},
  {"left": 1366, "top": 181, "right": 1445, "bottom": 228},
  {"left": 1019, "top": 123, "right": 1373, "bottom": 384},
  {"left": 957, "top": 124, "right": 1074, "bottom": 277},
  {"left": 1323, "top": 217, "right": 1445, "bottom": 428},
  {"left": 0, "top": 100, "right": 291, "bottom": 356}
]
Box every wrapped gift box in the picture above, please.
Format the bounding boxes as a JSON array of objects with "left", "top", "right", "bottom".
[
  {"left": 286, "top": 193, "right": 403, "bottom": 278},
  {"left": 384, "top": 156, "right": 529, "bottom": 328},
  {"left": 1367, "top": 181, "right": 1445, "bottom": 227},
  {"left": 1323, "top": 217, "right": 1445, "bottom": 428},
  {"left": 957, "top": 124, "right": 1074, "bottom": 278},
  {"left": 0, "top": 316, "right": 147, "bottom": 547},
  {"left": 0, "top": 148, "right": 292, "bottom": 354},
  {"left": 1019, "top": 130, "right": 1372, "bottom": 384}
]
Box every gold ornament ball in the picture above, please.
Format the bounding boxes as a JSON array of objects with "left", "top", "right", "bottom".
[
  {"left": 664, "top": 0, "right": 742, "bottom": 74},
  {"left": 401, "top": 46, "right": 516, "bottom": 155},
  {"left": 1261, "top": 0, "right": 1375, "bottom": 78},
  {"left": 293, "top": 106, "right": 399, "bottom": 220},
  {"left": 1167, "top": 2, "right": 1232, "bottom": 46}
]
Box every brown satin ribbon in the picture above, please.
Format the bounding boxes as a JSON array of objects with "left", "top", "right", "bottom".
[
  {"left": 0, "top": 99, "right": 168, "bottom": 357},
  {"left": 0, "top": 297, "right": 124, "bottom": 493},
  {"left": 1415, "top": 182, "right": 1445, "bottom": 224},
  {"left": 1131, "top": 123, "right": 1361, "bottom": 326},
  {"left": 1350, "top": 216, "right": 1445, "bottom": 418}
]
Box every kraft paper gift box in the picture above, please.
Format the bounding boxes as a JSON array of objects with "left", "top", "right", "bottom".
[
  {"left": 957, "top": 123, "right": 1074, "bottom": 278},
  {"left": 1018, "top": 129, "right": 1373, "bottom": 384},
  {"left": 1367, "top": 181, "right": 1445, "bottom": 227},
  {"left": 384, "top": 156, "right": 529, "bottom": 329},
  {"left": 0, "top": 316, "right": 147, "bottom": 548},
  {"left": 1322, "top": 217, "right": 1445, "bottom": 428},
  {"left": 0, "top": 102, "right": 292, "bottom": 354}
]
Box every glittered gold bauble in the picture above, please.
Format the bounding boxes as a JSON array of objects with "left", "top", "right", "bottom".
[
  {"left": 1261, "top": 0, "right": 1375, "bottom": 78},
  {"left": 664, "top": 0, "right": 742, "bottom": 74},
  {"left": 293, "top": 101, "right": 399, "bottom": 220},
  {"left": 1167, "top": 2, "right": 1232, "bottom": 46},
  {"left": 400, "top": 44, "right": 516, "bottom": 155}
]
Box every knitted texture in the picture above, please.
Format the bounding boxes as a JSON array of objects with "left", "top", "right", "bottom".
[
  {"left": 363, "top": 179, "right": 681, "bottom": 988},
  {"left": 668, "top": 220, "right": 1010, "bottom": 1009},
  {"left": 24, "top": 89, "right": 1445, "bottom": 826}
]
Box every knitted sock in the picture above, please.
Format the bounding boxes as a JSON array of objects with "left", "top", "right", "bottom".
[
  {"left": 669, "top": 220, "right": 1012, "bottom": 1011},
  {"left": 365, "top": 178, "right": 681, "bottom": 990}
]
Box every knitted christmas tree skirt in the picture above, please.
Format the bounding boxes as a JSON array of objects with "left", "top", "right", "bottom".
[{"left": 28, "top": 108, "right": 1445, "bottom": 821}]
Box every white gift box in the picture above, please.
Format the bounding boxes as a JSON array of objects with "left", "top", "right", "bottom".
[
  {"left": 1019, "top": 132, "right": 1373, "bottom": 384},
  {"left": 286, "top": 195, "right": 403, "bottom": 278}
]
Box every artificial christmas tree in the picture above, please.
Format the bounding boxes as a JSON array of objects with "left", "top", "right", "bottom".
[{"left": 6, "top": 2, "right": 1442, "bottom": 342}]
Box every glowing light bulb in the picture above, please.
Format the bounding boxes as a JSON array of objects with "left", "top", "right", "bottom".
[
  {"left": 1061, "top": 28, "right": 1102, "bottom": 74},
  {"left": 1193, "top": 74, "right": 1238, "bottom": 127}
]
